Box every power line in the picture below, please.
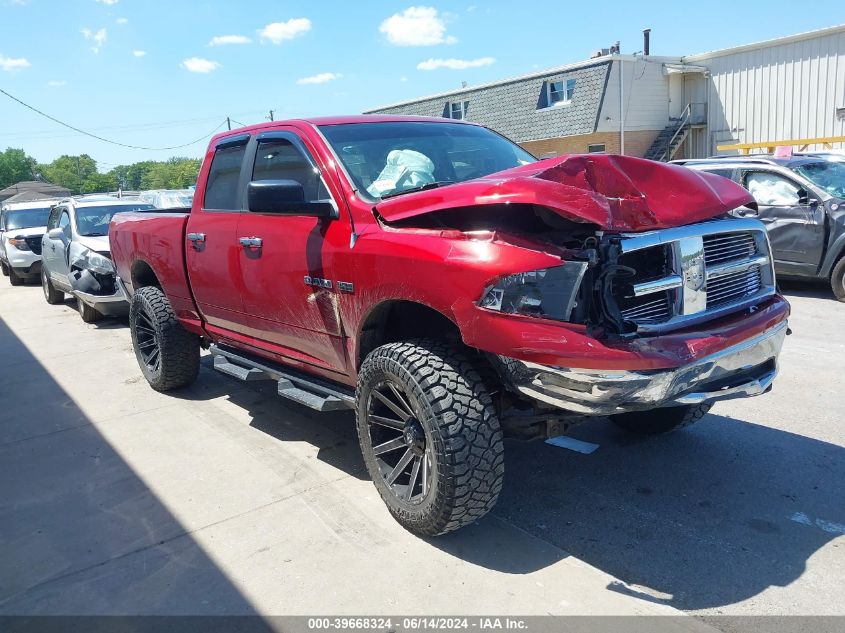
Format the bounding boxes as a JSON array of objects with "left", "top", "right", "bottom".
[
  {"left": 0, "top": 87, "right": 228, "bottom": 151},
  {"left": 0, "top": 110, "right": 267, "bottom": 139}
]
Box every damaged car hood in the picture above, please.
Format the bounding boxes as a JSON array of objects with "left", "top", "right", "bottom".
[
  {"left": 375, "top": 154, "right": 755, "bottom": 231},
  {"left": 75, "top": 234, "right": 110, "bottom": 253}
]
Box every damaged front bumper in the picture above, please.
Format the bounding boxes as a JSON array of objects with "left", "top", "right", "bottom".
[
  {"left": 499, "top": 321, "right": 787, "bottom": 416},
  {"left": 71, "top": 268, "right": 130, "bottom": 317}
]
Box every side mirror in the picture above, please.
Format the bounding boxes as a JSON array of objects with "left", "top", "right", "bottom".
[
  {"left": 47, "top": 228, "right": 64, "bottom": 240},
  {"left": 247, "top": 180, "right": 336, "bottom": 218},
  {"left": 796, "top": 188, "right": 817, "bottom": 206}
]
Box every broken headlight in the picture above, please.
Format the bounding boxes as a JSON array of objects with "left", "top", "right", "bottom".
[
  {"left": 76, "top": 250, "right": 115, "bottom": 276},
  {"left": 479, "top": 263, "right": 588, "bottom": 322}
]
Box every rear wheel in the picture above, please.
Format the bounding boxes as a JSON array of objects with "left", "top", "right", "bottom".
[
  {"left": 356, "top": 339, "right": 504, "bottom": 536},
  {"left": 609, "top": 403, "right": 712, "bottom": 435},
  {"left": 8, "top": 267, "right": 23, "bottom": 286},
  {"left": 77, "top": 297, "right": 102, "bottom": 323},
  {"left": 42, "top": 268, "right": 64, "bottom": 304},
  {"left": 831, "top": 256, "right": 845, "bottom": 302},
  {"left": 129, "top": 286, "right": 200, "bottom": 392}
]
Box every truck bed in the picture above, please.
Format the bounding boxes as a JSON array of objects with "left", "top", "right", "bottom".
[{"left": 109, "top": 210, "right": 197, "bottom": 323}]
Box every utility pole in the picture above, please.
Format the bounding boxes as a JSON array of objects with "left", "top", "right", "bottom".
[
  {"left": 268, "top": 110, "right": 275, "bottom": 122},
  {"left": 226, "top": 117, "right": 231, "bottom": 131}
]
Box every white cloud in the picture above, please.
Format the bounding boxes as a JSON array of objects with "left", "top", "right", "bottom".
[
  {"left": 417, "top": 56, "right": 494, "bottom": 70},
  {"left": 95, "top": 0, "right": 118, "bottom": 5},
  {"left": 400, "top": 76, "right": 408, "bottom": 82},
  {"left": 81, "top": 27, "right": 107, "bottom": 53},
  {"left": 379, "top": 7, "right": 456, "bottom": 46},
  {"left": 116, "top": 17, "right": 128, "bottom": 25},
  {"left": 208, "top": 34, "right": 252, "bottom": 46},
  {"left": 258, "top": 18, "right": 311, "bottom": 45},
  {"left": 181, "top": 57, "right": 220, "bottom": 73},
  {"left": 132, "top": 50, "right": 146, "bottom": 57},
  {"left": 297, "top": 72, "right": 342, "bottom": 85},
  {"left": 47, "top": 80, "right": 66, "bottom": 86},
  {"left": 0, "top": 54, "right": 30, "bottom": 71}
]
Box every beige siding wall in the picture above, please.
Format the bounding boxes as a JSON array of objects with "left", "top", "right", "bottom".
[{"left": 598, "top": 59, "right": 673, "bottom": 133}]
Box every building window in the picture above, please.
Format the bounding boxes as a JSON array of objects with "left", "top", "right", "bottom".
[
  {"left": 587, "top": 144, "right": 606, "bottom": 153},
  {"left": 448, "top": 101, "right": 469, "bottom": 120},
  {"left": 548, "top": 79, "right": 576, "bottom": 106}
]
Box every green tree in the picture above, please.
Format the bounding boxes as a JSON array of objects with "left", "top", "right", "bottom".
[
  {"left": 39, "top": 155, "right": 100, "bottom": 194},
  {"left": 0, "top": 148, "right": 38, "bottom": 189}
]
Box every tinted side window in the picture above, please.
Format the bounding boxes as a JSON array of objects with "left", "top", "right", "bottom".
[
  {"left": 252, "top": 139, "right": 329, "bottom": 202},
  {"left": 204, "top": 143, "right": 247, "bottom": 210},
  {"left": 59, "top": 211, "right": 71, "bottom": 238},
  {"left": 47, "top": 207, "right": 62, "bottom": 230},
  {"left": 706, "top": 168, "right": 734, "bottom": 180}
]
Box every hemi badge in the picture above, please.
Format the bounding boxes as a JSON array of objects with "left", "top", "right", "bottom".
[
  {"left": 304, "top": 276, "right": 332, "bottom": 289},
  {"left": 338, "top": 281, "right": 354, "bottom": 293}
]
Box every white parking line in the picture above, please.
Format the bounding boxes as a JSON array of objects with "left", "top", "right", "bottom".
[
  {"left": 790, "top": 512, "right": 845, "bottom": 535},
  {"left": 545, "top": 435, "right": 600, "bottom": 454}
]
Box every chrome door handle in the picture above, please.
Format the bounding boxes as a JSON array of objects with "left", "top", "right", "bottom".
[
  {"left": 187, "top": 232, "right": 206, "bottom": 251},
  {"left": 239, "top": 237, "right": 263, "bottom": 249}
]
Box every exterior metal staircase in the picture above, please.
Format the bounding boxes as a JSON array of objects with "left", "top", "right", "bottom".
[{"left": 644, "top": 103, "right": 693, "bottom": 162}]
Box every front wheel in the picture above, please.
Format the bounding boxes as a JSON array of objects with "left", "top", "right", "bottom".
[
  {"left": 77, "top": 297, "right": 102, "bottom": 323},
  {"left": 129, "top": 286, "right": 199, "bottom": 392},
  {"left": 356, "top": 339, "right": 504, "bottom": 536},
  {"left": 1, "top": 261, "right": 8, "bottom": 277},
  {"left": 609, "top": 403, "right": 712, "bottom": 435},
  {"left": 831, "top": 256, "right": 845, "bottom": 302},
  {"left": 8, "top": 267, "right": 23, "bottom": 286},
  {"left": 42, "top": 268, "right": 64, "bottom": 304}
]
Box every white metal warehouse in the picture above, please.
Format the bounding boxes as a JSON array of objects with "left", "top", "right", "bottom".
[{"left": 683, "top": 24, "right": 845, "bottom": 156}]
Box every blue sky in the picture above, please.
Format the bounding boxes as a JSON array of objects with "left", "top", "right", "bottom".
[{"left": 0, "top": 0, "right": 842, "bottom": 168}]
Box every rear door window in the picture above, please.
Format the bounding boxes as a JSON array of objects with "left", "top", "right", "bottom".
[{"left": 204, "top": 142, "right": 248, "bottom": 211}]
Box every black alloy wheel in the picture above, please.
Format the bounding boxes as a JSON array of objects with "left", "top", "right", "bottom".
[
  {"left": 133, "top": 304, "right": 161, "bottom": 373},
  {"left": 364, "top": 379, "right": 433, "bottom": 505}
]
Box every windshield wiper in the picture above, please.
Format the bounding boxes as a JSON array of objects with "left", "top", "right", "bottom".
[
  {"left": 83, "top": 232, "right": 108, "bottom": 237},
  {"left": 379, "top": 181, "right": 455, "bottom": 200}
]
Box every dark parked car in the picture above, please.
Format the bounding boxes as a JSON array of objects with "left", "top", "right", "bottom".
[{"left": 675, "top": 153, "right": 845, "bottom": 300}]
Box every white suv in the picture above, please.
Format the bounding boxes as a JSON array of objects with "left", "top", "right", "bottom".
[
  {"left": 40, "top": 196, "right": 154, "bottom": 322},
  {"left": 0, "top": 199, "right": 59, "bottom": 286}
]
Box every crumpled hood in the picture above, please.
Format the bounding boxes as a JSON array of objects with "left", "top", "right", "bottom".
[
  {"left": 75, "top": 234, "right": 110, "bottom": 253},
  {"left": 375, "top": 154, "right": 755, "bottom": 231}
]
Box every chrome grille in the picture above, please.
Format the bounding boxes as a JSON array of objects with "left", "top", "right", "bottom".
[
  {"left": 707, "top": 266, "right": 762, "bottom": 309},
  {"left": 614, "top": 219, "right": 775, "bottom": 332},
  {"left": 703, "top": 232, "right": 756, "bottom": 266},
  {"left": 620, "top": 294, "right": 672, "bottom": 323}
]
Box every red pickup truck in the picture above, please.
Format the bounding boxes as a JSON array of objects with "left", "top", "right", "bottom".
[{"left": 110, "top": 115, "right": 790, "bottom": 535}]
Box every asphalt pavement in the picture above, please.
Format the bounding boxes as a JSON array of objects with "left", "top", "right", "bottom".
[{"left": 0, "top": 278, "right": 842, "bottom": 623}]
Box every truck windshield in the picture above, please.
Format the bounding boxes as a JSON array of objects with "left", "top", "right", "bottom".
[
  {"left": 319, "top": 122, "right": 536, "bottom": 199},
  {"left": 3, "top": 207, "right": 52, "bottom": 231},
  {"left": 793, "top": 161, "right": 845, "bottom": 199},
  {"left": 75, "top": 203, "right": 155, "bottom": 236}
]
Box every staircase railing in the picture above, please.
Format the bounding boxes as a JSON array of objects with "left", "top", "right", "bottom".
[{"left": 659, "top": 103, "right": 692, "bottom": 162}]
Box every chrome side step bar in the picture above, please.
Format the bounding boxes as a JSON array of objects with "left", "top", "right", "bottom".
[{"left": 210, "top": 344, "right": 355, "bottom": 413}]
